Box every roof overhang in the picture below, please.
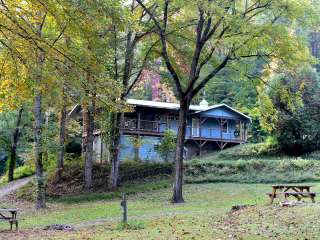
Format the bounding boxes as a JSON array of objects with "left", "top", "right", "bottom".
[
  {"left": 193, "top": 103, "right": 252, "bottom": 122},
  {"left": 68, "top": 99, "right": 251, "bottom": 123}
]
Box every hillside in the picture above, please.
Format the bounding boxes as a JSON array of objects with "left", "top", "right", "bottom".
[
  {"left": 1, "top": 144, "right": 320, "bottom": 239},
  {"left": 12, "top": 143, "right": 320, "bottom": 201},
  {"left": 2, "top": 181, "right": 320, "bottom": 239}
]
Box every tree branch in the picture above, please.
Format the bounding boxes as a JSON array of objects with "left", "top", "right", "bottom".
[
  {"left": 136, "top": 0, "right": 184, "bottom": 98},
  {"left": 191, "top": 55, "right": 230, "bottom": 97}
]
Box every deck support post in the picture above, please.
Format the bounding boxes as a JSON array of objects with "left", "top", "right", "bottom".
[{"left": 216, "top": 141, "right": 227, "bottom": 150}]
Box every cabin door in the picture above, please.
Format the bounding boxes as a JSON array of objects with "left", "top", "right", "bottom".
[{"left": 192, "top": 118, "right": 200, "bottom": 137}]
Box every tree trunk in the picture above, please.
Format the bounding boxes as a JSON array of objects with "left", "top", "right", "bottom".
[
  {"left": 58, "top": 87, "right": 67, "bottom": 170},
  {"left": 34, "top": 10, "right": 46, "bottom": 209},
  {"left": 134, "top": 145, "right": 140, "bottom": 161},
  {"left": 57, "top": 35, "right": 71, "bottom": 173},
  {"left": 109, "top": 112, "right": 122, "bottom": 189},
  {"left": 35, "top": 90, "right": 46, "bottom": 209},
  {"left": 8, "top": 108, "right": 23, "bottom": 182},
  {"left": 172, "top": 100, "right": 189, "bottom": 203},
  {"left": 82, "top": 101, "right": 94, "bottom": 189},
  {"left": 42, "top": 111, "right": 49, "bottom": 167}
]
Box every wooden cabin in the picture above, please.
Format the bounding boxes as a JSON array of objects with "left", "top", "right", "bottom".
[{"left": 69, "top": 99, "right": 251, "bottom": 162}]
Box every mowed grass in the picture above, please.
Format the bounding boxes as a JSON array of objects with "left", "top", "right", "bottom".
[{"left": 2, "top": 181, "right": 320, "bottom": 239}]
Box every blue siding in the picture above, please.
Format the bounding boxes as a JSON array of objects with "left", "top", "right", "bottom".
[
  {"left": 200, "top": 106, "right": 244, "bottom": 120},
  {"left": 184, "top": 118, "right": 239, "bottom": 140},
  {"left": 119, "top": 105, "right": 249, "bottom": 161},
  {"left": 119, "top": 135, "right": 162, "bottom": 162}
]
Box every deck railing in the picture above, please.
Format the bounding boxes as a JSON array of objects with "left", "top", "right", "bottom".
[
  {"left": 122, "top": 118, "right": 246, "bottom": 142},
  {"left": 123, "top": 118, "right": 164, "bottom": 133}
]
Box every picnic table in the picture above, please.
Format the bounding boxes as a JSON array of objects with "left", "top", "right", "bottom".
[
  {"left": 0, "top": 208, "right": 18, "bottom": 230},
  {"left": 267, "top": 185, "right": 316, "bottom": 204}
]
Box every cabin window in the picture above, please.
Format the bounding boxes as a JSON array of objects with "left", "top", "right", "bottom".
[
  {"left": 222, "top": 121, "right": 228, "bottom": 133},
  {"left": 168, "top": 115, "right": 178, "bottom": 121}
]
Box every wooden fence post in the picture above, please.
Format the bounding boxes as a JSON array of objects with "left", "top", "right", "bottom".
[{"left": 120, "top": 194, "right": 128, "bottom": 224}]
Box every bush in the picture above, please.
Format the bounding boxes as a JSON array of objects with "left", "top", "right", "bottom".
[
  {"left": 116, "top": 221, "right": 145, "bottom": 230},
  {"left": 206, "top": 142, "right": 280, "bottom": 161},
  {"left": 185, "top": 153, "right": 320, "bottom": 184},
  {"left": 304, "top": 151, "right": 320, "bottom": 160},
  {"left": 0, "top": 164, "right": 34, "bottom": 184},
  {"left": 157, "top": 129, "right": 176, "bottom": 162},
  {"left": 263, "top": 68, "right": 320, "bottom": 155},
  {"left": 14, "top": 165, "right": 34, "bottom": 179}
]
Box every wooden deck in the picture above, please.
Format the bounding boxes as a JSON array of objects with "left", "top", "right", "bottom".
[{"left": 120, "top": 118, "right": 247, "bottom": 145}]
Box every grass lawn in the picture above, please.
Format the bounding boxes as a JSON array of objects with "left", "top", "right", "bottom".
[{"left": 1, "top": 180, "right": 320, "bottom": 239}]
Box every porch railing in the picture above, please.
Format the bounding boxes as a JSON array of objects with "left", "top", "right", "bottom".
[
  {"left": 122, "top": 118, "right": 165, "bottom": 133},
  {"left": 122, "top": 118, "right": 247, "bottom": 141}
]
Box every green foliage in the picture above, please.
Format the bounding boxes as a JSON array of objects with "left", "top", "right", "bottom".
[
  {"left": 117, "top": 221, "right": 145, "bottom": 231},
  {"left": 185, "top": 143, "right": 320, "bottom": 184},
  {"left": 260, "top": 67, "right": 320, "bottom": 155},
  {"left": 0, "top": 164, "right": 34, "bottom": 185},
  {"left": 185, "top": 157, "right": 320, "bottom": 184},
  {"left": 304, "top": 151, "right": 320, "bottom": 160},
  {"left": 129, "top": 136, "right": 144, "bottom": 161},
  {"left": 0, "top": 109, "right": 32, "bottom": 174},
  {"left": 12, "top": 165, "right": 34, "bottom": 179},
  {"left": 199, "top": 141, "right": 280, "bottom": 161},
  {"left": 157, "top": 129, "right": 176, "bottom": 162}
]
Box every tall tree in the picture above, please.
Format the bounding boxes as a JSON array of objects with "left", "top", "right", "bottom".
[
  {"left": 0, "top": 0, "right": 125, "bottom": 201},
  {"left": 8, "top": 107, "right": 23, "bottom": 182},
  {"left": 137, "top": 0, "right": 314, "bottom": 202},
  {"left": 108, "top": 1, "right": 157, "bottom": 188},
  {"left": 260, "top": 67, "right": 320, "bottom": 155},
  {"left": 33, "top": 9, "right": 47, "bottom": 209}
]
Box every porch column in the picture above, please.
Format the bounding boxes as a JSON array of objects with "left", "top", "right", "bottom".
[
  {"left": 199, "top": 117, "right": 202, "bottom": 138},
  {"left": 137, "top": 112, "right": 141, "bottom": 130},
  {"left": 166, "top": 113, "right": 169, "bottom": 129},
  {"left": 220, "top": 118, "right": 223, "bottom": 140}
]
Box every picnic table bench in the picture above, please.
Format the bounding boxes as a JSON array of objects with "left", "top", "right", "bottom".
[
  {"left": 0, "top": 208, "right": 18, "bottom": 230},
  {"left": 267, "top": 185, "right": 316, "bottom": 204}
]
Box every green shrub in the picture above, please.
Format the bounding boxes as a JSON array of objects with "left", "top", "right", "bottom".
[
  {"left": 14, "top": 165, "right": 34, "bottom": 179},
  {"left": 248, "top": 159, "right": 266, "bottom": 171},
  {"left": 204, "top": 142, "right": 280, "bottom": 161},
  {"left": 234, "top": 160, "right": 248, "bottom": 172},
  {"left": 116, "top": 221, "right": 145, "bottom": 230},
  {"left": 292, "top": 158, "right": 314, "bottom": 170},
  {"left": 157, "top": 129, "right": 176, "bottom": 162},
  {"left": 304, "top": 151, "right": 320, "bottom": 160},
  {"left": 0, "top": 164, "right": 34, "bottom": 184}
]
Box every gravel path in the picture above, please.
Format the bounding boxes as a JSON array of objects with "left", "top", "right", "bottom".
[{"left": 0, "top": 177, "right": 32, "bottom": 199}]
